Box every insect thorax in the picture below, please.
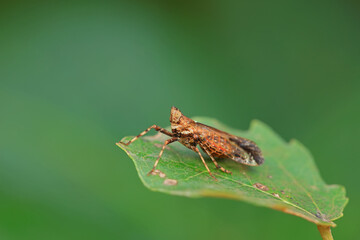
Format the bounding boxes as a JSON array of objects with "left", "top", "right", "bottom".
[{"left": 171, "top": 123, "right": 194, "bottom": 136}]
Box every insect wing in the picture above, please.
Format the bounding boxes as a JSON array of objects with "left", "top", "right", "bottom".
[
  {"left": 196, "top": 123, "right": 263, "bottom": 166},
  {"left": 227, "top": 135, "right": 264, "bottom": 166}
]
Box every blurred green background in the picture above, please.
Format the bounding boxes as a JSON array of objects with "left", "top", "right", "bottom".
[{"left": 0, "top": 0, "right": 359, "bottom": 239}]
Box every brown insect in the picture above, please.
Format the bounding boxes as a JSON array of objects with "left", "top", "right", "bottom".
[{"left": 118, "top": 107, "right": 264, "bottom": 180}]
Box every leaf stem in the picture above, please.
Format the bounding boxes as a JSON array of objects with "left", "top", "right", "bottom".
[{"left": 317, "top": 225, "right": 333, "bottom": 240}]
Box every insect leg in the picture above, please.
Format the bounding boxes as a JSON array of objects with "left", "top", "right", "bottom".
[
  {"left": 201, "top": 145, "right": 232, "bottom": 175},
  {"left": 193, "top": 147, "right": 217, "bottom": 181},
  {"left": 147, "top": 137, "right": 178, "bottom": 176},
  {"left": 119, "top": 125, "right": 173, "bottom": 146}
]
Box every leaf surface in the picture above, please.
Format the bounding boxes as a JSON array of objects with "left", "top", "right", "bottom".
[{"left": 117, "top": 118, "right": 348, "bottom": 226}]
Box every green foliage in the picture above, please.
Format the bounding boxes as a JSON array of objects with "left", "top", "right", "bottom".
[{"left": 117, "top": 118, "right": 348, "bottom": 227}]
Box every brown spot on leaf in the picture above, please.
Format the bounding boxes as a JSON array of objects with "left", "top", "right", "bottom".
[
  {"left": 150, "top": 169, "right": 160, "bottom": 175},
  {"left": 281, "top": 190, "right": 285, "bottom": 194},
  {"left": 272, "top": 193, "right": 280, "bottom": 198},
  {"left": 159, "top": 171, "right": 166, "bottom": 178},
  {"left": 268, "top": 175, "right": 273, "bottom": 179},
  {"left": 150, "top": 169, "right": 166, "bottom": 178},
  {"left": 163, "top": 178, "right": 178, "bottom": 186},
  {"left": 253, "top": 183, "right": 269, "bottom": 191},
  {"left": 315, "top": 210, "right": 329, "bottom": 221}
]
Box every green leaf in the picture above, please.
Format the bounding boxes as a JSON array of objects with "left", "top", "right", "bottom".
[{"left": 116, "top": 118, "right": 348, "bottom": 227}]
